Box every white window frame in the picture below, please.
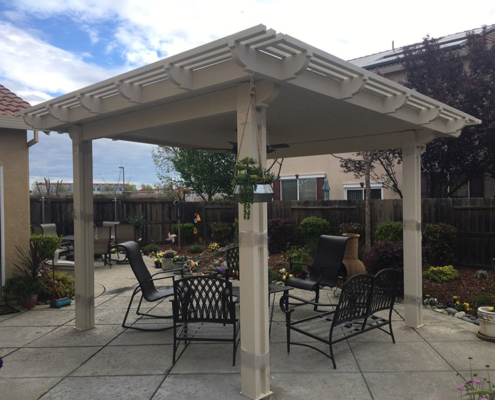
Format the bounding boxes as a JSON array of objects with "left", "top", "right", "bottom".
[
  {"left": 279, "top": 174, "right": 325, "bottom": 200},
  {"left": 343, "top": 183, "right": 383, "bottom": 200}
]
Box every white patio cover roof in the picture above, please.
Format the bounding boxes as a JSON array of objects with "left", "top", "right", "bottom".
[{"left": 19, "top": 25, "right": 480, "bottom": 157}]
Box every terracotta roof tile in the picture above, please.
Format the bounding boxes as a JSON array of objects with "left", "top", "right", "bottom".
[{"left": 0, "top": 85, "right": 30, "bottom": 116}]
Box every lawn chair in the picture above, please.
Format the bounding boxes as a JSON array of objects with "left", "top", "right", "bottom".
[
  {"left": 118, "top": 241, "right": 182, "bottom": 331},
  {"left": 171, "top": 275, "right": 240, "bottom": 365},
  {"left": 94, "top": 226, "right": 112, "bottom": 266},
  {"left": 40, "top": 223, "right": 58, "bottom": 236},
  {"left": 114, "top": 224, "right": 137, "bottom": 263},
  {"left": 285, "top": 235, "right": 349, "bottom": 311}
]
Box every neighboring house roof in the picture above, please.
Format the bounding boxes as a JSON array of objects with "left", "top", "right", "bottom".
[
  {"left": 0, "top": 84, "right": 30, "bottom": 116},
  {"left": 349, "top": 24, "right": 495, "bottom": 70}
]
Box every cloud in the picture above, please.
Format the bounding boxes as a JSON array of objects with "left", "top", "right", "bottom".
[{"left": 0, "top": 21, "right": 126, "bottom": 100}]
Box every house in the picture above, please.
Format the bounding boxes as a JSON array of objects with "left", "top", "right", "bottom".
[
  {"left": 32, "top": 182, "right": 136, "bottom": 196},
  {"left": 0, "top": 85, "right": 35, "bottom": 285},
  {"left": 275, "top": 25, "right": 495, "bottom": 200}
]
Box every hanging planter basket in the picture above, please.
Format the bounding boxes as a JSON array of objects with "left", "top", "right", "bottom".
[{"left": 233, "top": 183, "right": 274, "bottom": 203}]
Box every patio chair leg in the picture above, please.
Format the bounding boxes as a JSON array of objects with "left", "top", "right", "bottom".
[
  {"left": 122, "top": 287, "right": 140, "bottom": 329},
  {"left": 314, "top": 287, "right": 320, "bottom": 312},
  {"left": 389, "top": 320, "right": 396, "bottom": 344},
  {"left": 329, "top": 344, "right": 336, "bottom": 369}
]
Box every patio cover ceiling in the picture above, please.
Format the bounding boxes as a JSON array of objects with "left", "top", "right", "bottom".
[{"left": 19, "top": 25, "right": 480, "bottom": 156}]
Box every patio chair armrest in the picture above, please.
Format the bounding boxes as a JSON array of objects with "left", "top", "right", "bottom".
[
  {"left": 282, "top": 293, "right": 338, "bottom": 308},
  {"left": 279, "top": 293, "right": 295, "bottom": 315},
  {"left": 151, "top": 269, "right": 182, "bottom": 277}
]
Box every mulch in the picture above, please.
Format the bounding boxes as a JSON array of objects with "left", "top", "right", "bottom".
[
  {"left": 423, "top": 266, "right": 495, "bottom": 306},
  {"left": 147, "top": 244, "right": 495, "bottom": 308}
]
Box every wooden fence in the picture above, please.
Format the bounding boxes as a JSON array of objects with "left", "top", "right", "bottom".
[{"left": 30, "top": 197, "right": 495, "bottom": 268}]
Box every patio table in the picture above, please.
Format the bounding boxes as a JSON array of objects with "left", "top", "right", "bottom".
[{"left": 232, "top": 284, "right": 293, "bottom": 334}]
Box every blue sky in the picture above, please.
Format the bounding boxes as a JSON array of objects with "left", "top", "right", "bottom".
[{"left": 1, "top": 0, "right": 495, "bottom": 188}]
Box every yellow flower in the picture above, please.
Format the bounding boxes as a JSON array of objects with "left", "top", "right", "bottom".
[
  {"left": 489, "top": 307, "right": 494, "bottom": 311},
  {"left": 455, "top": 301, "right": 460, "bottom": 306},
  {"left": 282, "top": 275, "right": 286, "bottom": 280},
  {"left": 154, "top": 258, "right": 158, "bottom": 262},
  {"left": 453, "top": 296, "right": 457, "bottom": 299},
  {"left": 425, "top": 294, "right": 430, "bottom": 298},
  {"left": 289, "top": 274, "right": 293, "bottom": 278},
  {"left": 465, "top": 303, "right": 469, "bottom": 307}
]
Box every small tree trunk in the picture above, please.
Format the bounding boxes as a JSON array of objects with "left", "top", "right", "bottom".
[{"left": 364, "top": 152, "right": 375, "bottom": 251}]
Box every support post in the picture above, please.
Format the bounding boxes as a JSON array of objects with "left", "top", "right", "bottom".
[
  {"left": 402, "top": 145, "right": 424, "bottom": 328},
  {"left": 237, "top": 83, "right": 271, "bottom": 400},
  {"left": 70, "top": 125, "right": 95, "bottom": 330}
]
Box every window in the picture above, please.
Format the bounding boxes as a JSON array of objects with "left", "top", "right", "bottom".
[
  {"left": 344, "top": 183, "right": 383, "bottom": 200},
  {"left": 279, "top": 175, "right": 324, "bottom": 200}
]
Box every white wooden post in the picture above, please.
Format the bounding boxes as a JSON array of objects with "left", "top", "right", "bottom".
[
  {"left": 402, "top": 146, "right": 424, "bottom": 328},
  {"left": 70, "top": 125, "right": 95, "bottom": 330},
  {"left": 237, "top": 83, "right": 271, "bottom": 400}
]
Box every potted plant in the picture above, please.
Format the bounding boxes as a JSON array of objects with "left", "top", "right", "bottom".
[
  {"left": 478, "top": 305, "right": 495, "bottom": 341},
  {"left": 3, "top": 240, "right": 45, "bottom": 308},
  {"left": 233, "top": 157, "right": 276, "bottom": 220},
  {"left": 161, "top": 250, "right": 177, "bottom": 270}
]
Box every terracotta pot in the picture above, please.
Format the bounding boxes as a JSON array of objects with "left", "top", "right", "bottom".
[
  {"left": 21, "top": 294, "right": 38, "bottom": 309},
  {"left": 478, "top": 307, "right": 495, "bottom": 342},
  {"left": 341, "top": 233, "right": 366, "bottom": 278}
]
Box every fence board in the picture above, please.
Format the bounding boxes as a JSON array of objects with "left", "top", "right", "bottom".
[{"left": 30, "top": 197, "right": 495, "bottom": 268}]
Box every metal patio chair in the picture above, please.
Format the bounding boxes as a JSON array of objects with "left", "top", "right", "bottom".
[
  {"left": 285, "top": 235, "right": 350, "bottom": 311},
  {"left": 118, "top": 241, "right": 183, "bottom": 331},
  {"left": 172, "top": 275, "right": 240, "bottom": 365}
]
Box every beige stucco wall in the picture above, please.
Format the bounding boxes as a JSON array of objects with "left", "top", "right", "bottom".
[
  {"left": 0, "top": 128, "right": 30, "bottom": 279},
  {"left": 280, "top": 153, "right": 403, "bottom": 200}
]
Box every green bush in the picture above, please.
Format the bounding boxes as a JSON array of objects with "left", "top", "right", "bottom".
[
  {"left": 374, "top": 222, "right": 403, "bottom": 242},
  {"left": 145, "top": 243, "right": 160, "bottom": 254},
  {"left": 423, "top": 265, "right": 458, "bottom": 282},
  {"left": 188, "top": 244, "right": 203, "bottom": 254},
  {"left": 172, "top": 223, "right": 196, "bottom": 243},
  {"left": 126, "top": 215, "right": 146, "bottom": 229},
  {"left": 30, "top": 234, "right": 63, "bottom": 260},
  {"left": 39, "top": 272, "right": 75, "bottom": 301},
  {"left": 300, "top": 217, "right": 330, "bottom": 242},
  {"left": 2, "top": 275, "right": 42, "bottom": 301},
  {"left": 338, "top": 222, "right": 364, "bottom": 237},
  {"left": 210, "top": 222, "right": 233, "bottom": 245},
  {"left": 423, "top": 223, "right": 457, "bottom": 265},
  {"left": 471, "top": 293, "right": 492, "bottom": 309}
]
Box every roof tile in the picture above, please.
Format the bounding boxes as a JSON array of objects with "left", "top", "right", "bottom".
[{"left": 0, "top": 84, "right": 30, "bottom": 116}]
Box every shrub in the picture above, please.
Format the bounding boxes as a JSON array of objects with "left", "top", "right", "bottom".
[
  {"left": 210, "top": 222, "right": 233, "bottom": 245},
  {"left": 364, "top": 241, "right": 404, "bottom": 276},
  {"left": 471, "top": 293, "right": 492, "bottom": 309},
  {"left": 30, "top": 234, "right": 63, "bottom": 260},
  {"left": 188, "top": 244, "right": 203, "bottom": 254},
  {"left": 338, "top": 222, "right": 364, "bottom": 237},
  {"left": 374, "top": 222, "right": 403, "bottom": 242},
  {"left": 283, "top": 245, "right": 311, "bottom": 275},
  {"left": 268, "top": 218, "right": 297, "bottom": 254},
  {"left": 423, "top": 265, "right": 458, "bottom": 282},
  {"left": 39, "top": 272, "right": 75, "bottom": 301},
  {"left": 172, "top": 223, "right": 196, "bottom": 243},
  {"left": 300, "top": 217, "right": 330, "bottom": 242},
  {"left": 145, "top": 243, "right": 160, "bottom": 254},
  {"left": 2, "top": 275, "right": 42, "bottom": 301},
  {"left": 423, "top": 223, "right": 457, "bottom": 265},
  {"left": 126, "top": 215, "right": 146, "bottom": 229}
]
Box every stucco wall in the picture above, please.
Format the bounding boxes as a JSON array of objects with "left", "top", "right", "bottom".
[
  {"left": 280, "top": 153, "right": 402, "bottom": 200},
  {"left": 0, "top": 128, "right": 30, "bottom": 279}
]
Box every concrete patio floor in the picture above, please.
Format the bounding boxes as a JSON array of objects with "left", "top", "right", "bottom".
[{"left": 1, "top": 258, "right": 493, "bottom": 400}]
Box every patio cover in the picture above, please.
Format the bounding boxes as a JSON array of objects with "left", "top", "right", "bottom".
[{"left": 19, "top": 25, "right": 480, "bottom": 400}]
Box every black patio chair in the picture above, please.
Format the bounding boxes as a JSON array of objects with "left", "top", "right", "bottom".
[
  {"left": 118, "top": 241, "right": 183, "bottom": 331},
  {"left": 285, "top": 235, "right": 349, "bottom": 311},
  {"left": 172, "top": 276, "right": 240, "bottom": 366}
]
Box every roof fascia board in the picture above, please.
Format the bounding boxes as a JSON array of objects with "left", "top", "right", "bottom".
[{"left": 0, "top": 115, "right": 32, "bottom": 130}]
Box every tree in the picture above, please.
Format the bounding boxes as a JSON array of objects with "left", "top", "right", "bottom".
[
  {"left": 124, "top": 183, "right": 137, "bottom": 193},
  {"left": 152, "top": 147, "right": 235, "bottom": 201},
  {"left": 402, "top": 28, "right": 495, "bottom": 197},
  {"left": 102, "top": 184, "right": 115, "bottom": 193}
]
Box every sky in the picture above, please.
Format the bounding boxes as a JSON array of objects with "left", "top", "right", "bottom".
[{"left": 1, "top": 0, "right": 495, "bottom": 188}]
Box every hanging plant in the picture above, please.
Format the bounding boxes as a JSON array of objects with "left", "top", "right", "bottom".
[{"left": 233, "top": 157, "right": 276, "bottom": 220}]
